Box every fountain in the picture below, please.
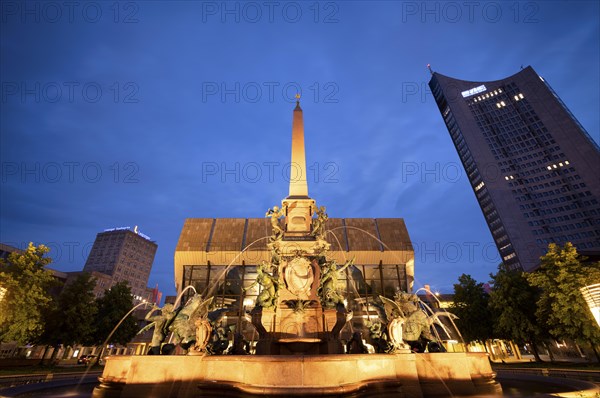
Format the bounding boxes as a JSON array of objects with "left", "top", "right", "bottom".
[{"left": 92, "top": 98, "right": 501, "bottom": 397}]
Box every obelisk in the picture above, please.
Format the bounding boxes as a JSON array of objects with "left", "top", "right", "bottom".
[
  {"left": 289, "top": 94, "right": 308, "bottom": 198},
  {"left": 283, "top": 95, "right": 315, "bottom": 236}
]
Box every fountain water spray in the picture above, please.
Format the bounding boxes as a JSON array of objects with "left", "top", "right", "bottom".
[
  {"left": 414, "top": 287, "right": 466, "bottom": 348},
  {"left": 173, "top": 285, "right": 197, "bottom": 309},
  {"left": 79, "top": 300, "right": 150, "bottom": 385},
  {"left": 203, "top": 236, "right": 271, "bottom": 299}
]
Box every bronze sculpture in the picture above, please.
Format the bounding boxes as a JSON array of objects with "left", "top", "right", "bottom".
[
  {"left": 244, "top": 261, "right": 279, "bottom": 309},
  {"left": 139, "top": 303, "right": 175, "bottom": 355},
  {"left": 266, "top": 205, "right": 285, "bottom": 240},
  {"left": 318, "top": 258, "right": 354, "bottom": 308}
]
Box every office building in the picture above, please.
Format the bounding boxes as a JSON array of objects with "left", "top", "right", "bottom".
[
  {"left": 84, "top": 226, "right": 157, "bottom": 300},
  {"left": 429, "top": 66, "right": 600, "bottom": 271}
]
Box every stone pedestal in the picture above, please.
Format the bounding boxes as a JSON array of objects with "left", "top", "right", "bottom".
[
  {"left": 252, "top": 303, "right": 349, "bottom": 355},
  {"left": 282, "top": 197, "right": 315, "bottom": 234}
]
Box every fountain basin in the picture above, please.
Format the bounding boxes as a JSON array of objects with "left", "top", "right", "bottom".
[{"left": 92, "top": 352, "right": 500, "bottom": 397}]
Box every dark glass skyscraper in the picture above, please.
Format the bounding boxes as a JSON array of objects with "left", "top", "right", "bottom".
[{"left": 429, "top": 66, "right": 600, "bottom": 272}]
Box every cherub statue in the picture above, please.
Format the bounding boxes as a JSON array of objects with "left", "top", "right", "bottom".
[
  {"left": 395, "top": 292, "right": 421, "bottom": 317},
  {"left": 311, "top": 206, "right": 328, "bottom": 238},
  {"left": 244, "top": 261, "right": 279, "bottom": 309},
  {"left": 318, "top": 258, "right": 354, "bottom": 309},
  {"left": 138, "top": 303, "right": 176, "bottom": 355},
  {"left": 267, "top": 240, "right": 281, "bottom": 266},
  {"left": 266, "top": 205, "right": 285, "bottom": 240}
]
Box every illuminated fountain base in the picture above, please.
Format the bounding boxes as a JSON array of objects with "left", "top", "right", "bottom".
[{"left": 92, "top": 352, "right": 501, "bottom": 397}]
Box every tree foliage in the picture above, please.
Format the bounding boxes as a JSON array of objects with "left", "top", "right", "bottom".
[
  {"left": 526, "top": 243, "right": 600, "bottom": 358},
  {"left": 489, "top": 264, "right": 546, "bottom": 361},
  {"left": 449, "top": 273, "right": 494, "bottom": 343},
  {"left": 0, "top": 243, "right": 55, "bottom": 344},
  {"left": 43, "top": 272, "right": 98, "bottom": 347},
  {"left": 93, "top": 281, "right": 139, "bottom": 346}
]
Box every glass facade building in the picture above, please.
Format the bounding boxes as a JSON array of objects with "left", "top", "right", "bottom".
[{"left": 174, "top": 217, "right": 414, "bottom": 337}]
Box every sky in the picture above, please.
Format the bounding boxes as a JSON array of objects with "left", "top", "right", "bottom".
[{"left": 1, "top": 1, "right": 599, "bottom": 298}]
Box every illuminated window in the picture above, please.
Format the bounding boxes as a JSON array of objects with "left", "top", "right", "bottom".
[{"left": 461, "top": 84, "right": 487, "bottom": 98}]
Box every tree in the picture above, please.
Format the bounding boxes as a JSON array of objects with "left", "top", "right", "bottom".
[
  {"left": 0, "top": 243, "right": 55, "bottom": 344},
  {"left": 43, "top": 272, "right": 98, "bottom": 348},
  {"left": 489, "top": 264, "right": 547, "bottom": 361},
  {"left": 526, "top": 243, "right": 600, "bottom": 362},
  {"left": 93, "top": 281, "right": 139, "bottom": 346},
  {"left": 449, "top": 274, "right": 494, "bottom": 344}
]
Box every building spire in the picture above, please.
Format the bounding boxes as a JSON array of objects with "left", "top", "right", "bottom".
[{"left": 289, "top": 94, "right": 308, "bottom": 197}]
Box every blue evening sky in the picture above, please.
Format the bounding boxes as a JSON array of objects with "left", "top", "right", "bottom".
[{"left": 1, "top": 1, "right": 599, "bottom": 297}]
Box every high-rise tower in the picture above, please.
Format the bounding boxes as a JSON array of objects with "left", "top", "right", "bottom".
[
  {"left": 429, "top": 66, "right": 600, "bottom": 271},
  {"left": 84, "top": 227, "right": 157, "bottom": 299}
]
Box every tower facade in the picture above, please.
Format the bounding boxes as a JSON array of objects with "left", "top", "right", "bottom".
[
  {"left": 84, "top": 227, "right": 157, "bottom": 299},
  {"left": 429, "top": 66, "right": 600, "bottom": 271}
]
